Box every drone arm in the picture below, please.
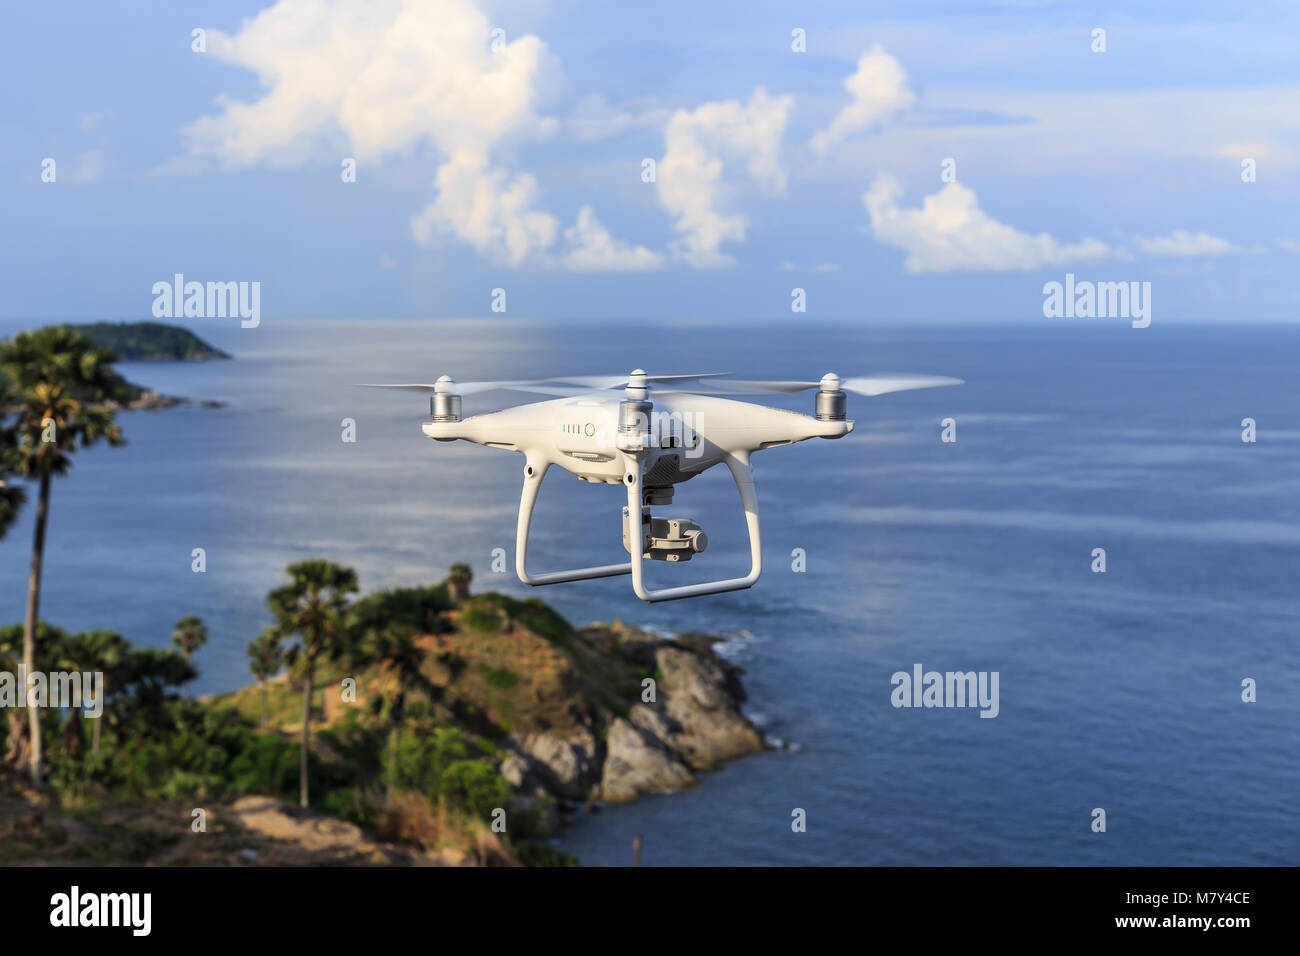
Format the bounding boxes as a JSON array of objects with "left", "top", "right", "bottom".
[
  {"left": 625, "top": 450, "right": 762, "bottom": 603},
  {"left": 516, "top": 457, "right": 633, "bottom": 586}
]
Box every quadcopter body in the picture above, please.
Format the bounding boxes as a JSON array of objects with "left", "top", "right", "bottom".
[{"left": 364, "top": 369, "right": 960, "bottom": 603}]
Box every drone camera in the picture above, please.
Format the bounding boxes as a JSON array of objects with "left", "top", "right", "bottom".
[{"left": 623, "top": 513, "right": 708, "bottom": 562}]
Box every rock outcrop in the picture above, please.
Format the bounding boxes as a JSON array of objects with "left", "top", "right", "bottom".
[
  {"left": 499, "top": 623, "right": 765, "bottom": 806},
  {"left": 655, "top": 644, "right": 764, "bottom": 771},
  {"left": 512, "top": 729, "right": 601, "bottom": 800},
  {"left": 598, "top": 717, "right": 694, "bottom": 802}
]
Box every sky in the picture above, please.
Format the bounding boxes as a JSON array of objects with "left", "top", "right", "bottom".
[{"left": 0, "top": 0, "right": 1297, "bottom": 322}]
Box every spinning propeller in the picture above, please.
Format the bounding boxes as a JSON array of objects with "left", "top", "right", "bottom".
[
  {"left": 356, "top": 370, "right": 961, "bottom": 398},
  {"left": 697, "top": 372, "right": 965, "bottom": 397}
]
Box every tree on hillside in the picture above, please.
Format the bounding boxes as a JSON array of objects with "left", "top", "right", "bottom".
[
  {"left": 0, "top": 621, "right": 65, "bottom": 770},
  {"left": 268, "top": 559, "right": 358, "bottom": 807},
  {"left": 0, "top": 326, "right": 129, "bottom": 785},
  {"left": 171, "top": 615, "right": 209, "bottom": 698},
  {"left": 447, "top": 563, "right": 473, "bottom": 603},
  {"left": 355, "top": 622, "right": 439, "bottom": 797},
  {"left": 59, "top": 629, "right": 132, "bottom": 756},
  {"left": 91, "top": 644, "right": 193, "bottom": 748},
  {"left": 247, "top": 628, "right": 282, "bottom": 730},
  {"left": 112, "top": 647, "right": 196, "bottom": 742}
]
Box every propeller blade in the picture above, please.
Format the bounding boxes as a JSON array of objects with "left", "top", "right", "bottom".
[
  {"left": 354, "top": 380, "right": 574, "bottom": 396},
  {"left": 543, "top": 372, "right": 732, "bottom": 390},
  {"left": 691, "top": 374, "right": 964, "bottom": 397},
  {"left": 700, "top": 379, "right": 821, "bottom": 394},
  {"left": 644, "top": 372, "right": 732, "bottom": 385},
  {"left": 534, "top": 375, "right": 626, "bottom": 389},
  {"left": 354, "top": 372, "right": 961, "bottom": 401},
  {"left": 353, "top": 383, "right": 444, "bottom": 392},
  {"left": 356, "top": 373, "right": 731, "bottom": 396},
  {"left": 840, "top": 374, "right": 964, "bottom": 396}
]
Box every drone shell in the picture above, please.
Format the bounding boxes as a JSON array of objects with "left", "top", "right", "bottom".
[{"left": 422, "top": 391, "right": 853, "bottom": 486}]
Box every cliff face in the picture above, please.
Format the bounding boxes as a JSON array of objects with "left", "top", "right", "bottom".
[{"left": 499, "top": 623, "right": 765, "bottom": 807}]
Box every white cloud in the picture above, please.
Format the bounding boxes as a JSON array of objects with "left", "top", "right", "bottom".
[
  {"left": 184, "top": 0, "right": 553, "bottom": 166},
  {"left": 657, "top": 88, "right": 794, "bottom": 268},
  {"left": 813, "top": 262, "right": 841, "bottom": 273},
  {"left": 561, "top": 206, "right": 663, "bottom": 271},
  {"left": 1279, "top": 239, "right": 1300, "bottom": 253},
  {"left": 410, "top": 150, "right": 557, "bottom": 265},
  {"left": 811, "top": 45, "right": 915, "bottom": 155},
  {"left": 183, "top": 0, "right": 656, "bottom": 269},
  {"left": 1132, "top": 231, "right": 1238, "bottom": 257},
  {"left": 863, "top": 175, "right": 1111, "bottom": 272}
]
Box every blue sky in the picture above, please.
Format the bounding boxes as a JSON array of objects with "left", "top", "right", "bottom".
[{"left": 1, "top": 0, "right": 1297, "bottom": 322}]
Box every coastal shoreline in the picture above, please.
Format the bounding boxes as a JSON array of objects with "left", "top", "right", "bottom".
[{"left": 501, "top": 621, "right": 767, "bottom": 822}]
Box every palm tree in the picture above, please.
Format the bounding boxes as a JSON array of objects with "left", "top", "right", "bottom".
[
  {"left": 0, "top": 326, "right": 128, "bottom": 784},
  {"left": 0, "top": 476, "right": 24, "bottom": 540},
  {"left": 171, "top": 615, "right": 208, "bottom": 698},
  {"left": 0, "top": 621, "right": 71, "bottom": 767},
  {"left": 447, "top": 562, "right": 473, "bottom": 603},
  {"left": 355, "top": 622, "right": 439, "bottom": 797},
  {"left": 268, "top": 559, "right": 358, "bottom": 807},
  {"left": 247, "top": 628, "right": 282, "bottom": 730},
  {"left": 0, "top": 377, "right": 26, "bottom": 539}
]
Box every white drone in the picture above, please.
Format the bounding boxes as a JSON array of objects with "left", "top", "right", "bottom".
[{"left": 361, "top": 370, "right": 962, "bottom": 603}]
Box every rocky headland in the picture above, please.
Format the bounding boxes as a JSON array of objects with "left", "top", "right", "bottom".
[
  {"left": 500, "top": 622, "right": 766, "bottom": 811},
  {"left": 2, "top": 580, "right": 769, "bottom": 865}
]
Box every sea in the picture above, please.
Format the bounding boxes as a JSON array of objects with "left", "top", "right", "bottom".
[{"left": 1, "top": 316, "right": 1296, "bottom": 866}]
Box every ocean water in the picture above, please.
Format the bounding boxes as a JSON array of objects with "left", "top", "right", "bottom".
[{"left": 1, "top": 317, "right": 1296, "bottom": 866}]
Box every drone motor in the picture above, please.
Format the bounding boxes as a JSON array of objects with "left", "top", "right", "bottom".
[
  {"left": 430, "top": 375, "right": 462, "bottom": 424},
  {"left": 815, "top": 373, "right": 846, "bottom": 421}
]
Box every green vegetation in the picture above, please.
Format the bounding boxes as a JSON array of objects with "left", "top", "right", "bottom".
[
  {"left": 480, "top": 664, "right": 520, "bottom": 690},
  {"left": 0, "top": 329, "right": 616, "bottom": 864},
  {"left": 68, "top": 322, "right": 229, "bottom": 361},
  {"left": 461, "top": 601, "right": 503, "bottom": 633},
  {"left": 171, "top": 615, "right": 208, "bottom": 698},
  {"left": 0, "top": 325, "right": 130, "bottom": 784},
  {"left": 267, "top": 559, "right": 358, "bottom": 808},
  {"left": 0, "top": 560, "right": 645, "bottom": 865},
  {"left": 247, "top": 628, "right": 282, "bottom": 729},
  {"left": 475, "top": 592, "right": 574, "bottom": 645},
  {"left": 447, "top": 562, "right": 473, "bottom": 602},
  {"left": 349, "top": 584, "right": 455, "bottom": 640}
]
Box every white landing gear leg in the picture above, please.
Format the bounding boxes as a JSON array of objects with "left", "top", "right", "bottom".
[
  {"left": 515, "top": 458, "right": 633, "bottom": 586},
  {"left": 622, "top": 450, "right": 762, "bottom": 603}
]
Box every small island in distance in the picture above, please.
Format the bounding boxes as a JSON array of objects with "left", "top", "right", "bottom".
[
  {"left": 20, "top": 321, "right": 232, "bottom": 409},
  {"left": 70, "top": 321, "right": 231, "bottom": 362}
]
